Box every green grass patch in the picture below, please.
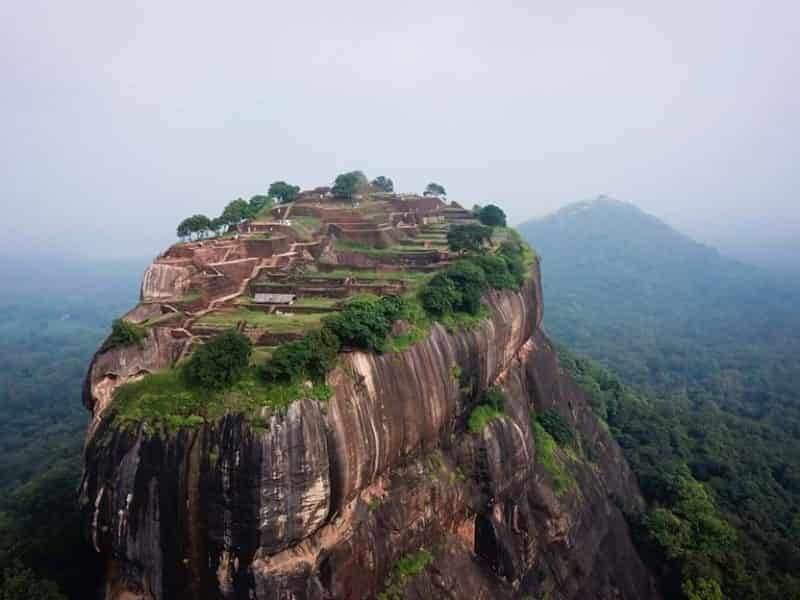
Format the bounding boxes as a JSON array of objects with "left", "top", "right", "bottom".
[
  {"left": 533, "top": 421, "right": 576, "bottom": 496},
  {"left": 439, "top": 305, "right": 490, "bottom": 332},
  {"left": 141, "top": 311, "right": 184, "bottom": 327},
  {"left": 334, "top": 239, "right": 439, "bottom": 256},
  {"left": 250, "top": 346, "right": 276, "bottom": 365},
  {"left": 197, "top": 308, "right": 327, "bottom": 332},
  {"left": 377, "top": 549, "right": 434, "bottom": 600},
  {"left": 290, "top": 216, "right": 321, "bottom": 240},
  {"left": 293, "top": 296, "right": 340, "bottom": 308},
  {"left": 173, "top": 291, "right": 202, "bottom": 304},
  {"left": 468, "top": 404, "right": 504, "bottom": 433},
  {"left": 385, "top": 297, "right": 432, "bottom": 353},
  {"left": 110, "top": 368, "right": 333, "bottom": 431}
]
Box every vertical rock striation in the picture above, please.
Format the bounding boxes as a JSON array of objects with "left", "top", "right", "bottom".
[{"left": 80, "top": 261, "right": 659, "bottom": 599}]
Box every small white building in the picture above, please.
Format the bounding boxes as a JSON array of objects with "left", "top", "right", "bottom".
[{"left": 254, "top": 293, "right": 296, "bottom": 305}]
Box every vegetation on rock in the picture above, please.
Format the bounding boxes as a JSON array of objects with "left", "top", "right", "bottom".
[
  {"left": 331, "top": 170, "right": 369, "bottom": 199},
  {"left": 370, "top": 176, "right": 394, "bottom": 192},
  {"left": 522, "top": 201, "right": 800, "bottom": 599},
  {"left": 176, "top": 213, "right": 213, "bottom": 240},
  {"left": 423, "top": 182, "right": 446, "bottom": 197},
  {"left": 377, "top": 548, "right": 434, "bottom": 600},
  {"left": 105, "top": 318, "right": 146, "bottom": 350},
  {"left": 478, "top": 204, "right": 507, "bottom": 227},
  {"left": 183, "top": 330, "right": 252, "bottom": 389},
  {"left": 268, "top": 181, "right": 300, "bottom": 203},
  {"left": 536, "top": 409, "right": 575, "bottom": 446},
  {"left": 447, "top": 223, "right": 492, "bottom": 253},
  {"left": 468, "top": 386, "right": 506, "bottom": 433}
]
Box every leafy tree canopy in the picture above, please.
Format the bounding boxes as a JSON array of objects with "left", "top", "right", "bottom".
[
  {"left": 183, "top": 330, "right": 252, "bottom": 389},
  {"left": 478, "top": 204, "right": 507, "bottom": 227},
  {"left": 371, "top": 176, "right": 394, "bottom": 192},
  {"left": 447, "top": 223, "right": 492, "bottom": 253},
  {"left": 176, "top": 214, "right": 213, "bottom": 239},
  {"left": 424, "top": 182, "right": 446, "bottom": 197},
  {"left": 444, "top": 260, "right": 488, "bottom": 314},
  {"left": 106, "top": 319, "right": 146, "bottom": 350},
  {"left": 262, "top": 328, "right": 340, "bottom": 383},
  {"left": 248, "top": 195, "right": 272, "bottom": 215},
  {"left": 220, "top": 198, "right": 251, "bottom": 225},
  {"left": 420, "top": 273, "right": 460, "bottom": 317},
  {"left": 324, "top": 295, "right": 401, "bottom": 352},
  {"left": 332, "top": 171, "right": 369, "bottom": 199},
  {"left": 267, "top": 181, "right": 300, "bottom": 204}
]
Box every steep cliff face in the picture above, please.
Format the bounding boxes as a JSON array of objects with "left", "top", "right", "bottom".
[{"left": 80, "top": 262, "right": 658, "bottom": 599}]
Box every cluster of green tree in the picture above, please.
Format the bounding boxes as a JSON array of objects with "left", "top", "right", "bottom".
[
  {"left": 422, "top": 238, "right": 525, "bottom": 317},
  {"left": 535, "top": 409, "right": 574, "bottom": 445},
  {"left": 102, "top": 318, "right": 146, "bottom": 351},
  {"left": 331, "top": 171, "right": 396, "bottom": 198},
  {"left": 179, "top": 295, "right": 409, "bottom": 392},
  {"left": 446, "top": 223, "right": 493, "bottom": 253},
  {"left": 0, "top": 461, "right": 103, "bottom": 599},
  {"left": 331, "top": 171, "right": 370, "bottom": 199},
  {"left": 558, "top": 346, "right": 800, "bottom": 599},
  {"left": 424, "top": 182, "right": 446, "bottom": 197},
  {"left": 176, "top": 195, "right": 271, "bottom": 240},
  {"left": 262, "top": 295, "right": 412, "bottom": 383},
  {"left": 371, "top": 175, "right": 394, "bottom": 192},
  {"left": 0, "top": 255, "right": 145, "bottom": 598},
  {"left": 183, "top": 330, "right": 253, "bottom": 389},
  {"left": 520, "top": 199, "right": 800, "bottom": 599},
  {"left": 467, "top": 386, "right": 507, "bottom": 433},
  {"left": 175, "top": 181, "right": 307, "bottom": 241},
  {"left": 470, "top": 204, "right": 508, "bottom": 227}
]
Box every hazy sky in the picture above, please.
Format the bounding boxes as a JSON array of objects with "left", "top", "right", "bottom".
[{"left": 2, "top": 0, "right": 798, "bottom": 264}]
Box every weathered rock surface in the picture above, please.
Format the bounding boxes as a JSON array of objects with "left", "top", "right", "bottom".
[
  {"left": 80, "top": 261, "right": 659, "bottom": 599},
  {"left": 140, "top": 263, "right": 194, "bottom": 301}
]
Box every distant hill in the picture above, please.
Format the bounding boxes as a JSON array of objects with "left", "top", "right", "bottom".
[
  {"left": 519, "top": 197, "right": 800, "bottom": 596},
  {"left": 519, "top": 196, "right": 800, "bottom": 414}
]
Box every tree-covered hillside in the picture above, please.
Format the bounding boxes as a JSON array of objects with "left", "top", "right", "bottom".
[
  {"left": 0, "top": 255, "right": 146, "bottom": 598},
  {"left": 519, "top": 197, "right": 800, "bottom": 599}
]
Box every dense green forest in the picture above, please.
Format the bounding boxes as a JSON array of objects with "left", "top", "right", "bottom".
[
  {"left": 520, "top": 198, "right": 800, "bottom": 599},
  {"left": 2, "top": 203, "right": 799, "bottom": 600},
  {"left": 0, "top": 255, "right": 146, "bottom": 598}
]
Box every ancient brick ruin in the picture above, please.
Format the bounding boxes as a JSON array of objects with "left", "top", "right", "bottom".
[{"left": 131, "top": 190, "right": 477, "bottom": 360}]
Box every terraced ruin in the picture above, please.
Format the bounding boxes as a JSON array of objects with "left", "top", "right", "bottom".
[{"left": 133, "top": 192, "right": 475, "bottom": 363}]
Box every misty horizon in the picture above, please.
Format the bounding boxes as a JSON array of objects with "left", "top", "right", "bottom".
[{"left": 2, "top": 0, "right": 798, "bottom": 270}]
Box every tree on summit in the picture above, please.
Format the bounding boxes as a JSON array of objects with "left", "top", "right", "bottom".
[
  {"left": 176, "top": 214, "right": 213, "bottom": 240},
  {"left": 447, "top": 223, "right": 492, "bottom": 254},
  {"left": 268, "top": 181, "right": 300, "bottom": 204},
  {"left": 332, "top": 171, "right": 369, "bottom": 199},
  {"left": 424, "top": 182, "right": 446, "bottom": 197},
  {"left": 478, "top": 204, "right": 507, "bottom": 227},
  {"left": 220, "top": 198, "right": 251, "bottom": 225},
  {"left": 371, "top": 176, "right": 394, "bottom": 192},
  {"left": 183, "top": 330, "right": 252, "bottom": 389},
  {"left": 248, "top": 194, "right": 272, "bottom": 215}
]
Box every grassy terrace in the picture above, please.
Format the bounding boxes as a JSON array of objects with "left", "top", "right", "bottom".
[
  {"left": 309, "top": 267, "right": 432, "bottom": 283},
  {"left": 333, "top": 239, "right": 440, "bottom": 255},
  {"left": 290, "top": 216, "right": 321, "bottom": 240},
  {"left": 110, "top": 368, "right": 333, "bottom": 430},
  {"left": 236, "top": 296, "right": 340, "bottom": 308},
  {"left": 108, "top": 203, "right": 539, "bottom": 433},
  {"left": 196, "top": 308, "right": 326, "bottom": 332}
]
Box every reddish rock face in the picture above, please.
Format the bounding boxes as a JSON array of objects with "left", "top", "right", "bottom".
[{"left": 80, "top": 261, "right": 659, "bottom": 600}]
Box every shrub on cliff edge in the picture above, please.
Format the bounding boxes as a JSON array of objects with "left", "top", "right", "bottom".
[
  {"left": 323, "top": 295, "right": 404, "bottom": 353},
  {"left": 183, "top": 330, "right": 252, "bottom": 389},
  {"left": 105, "top": 318, "right": 146, "bottom": 350},
  {"left": 262, "top": 328, "right": 340, "bottom": 383}
]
